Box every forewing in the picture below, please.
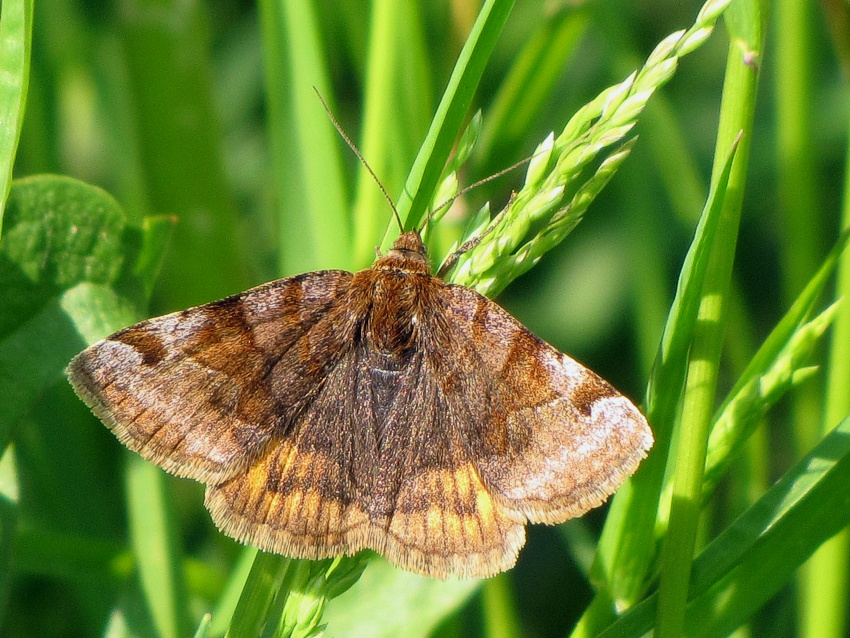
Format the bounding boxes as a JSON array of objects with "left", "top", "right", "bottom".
[
  {"left": 67, "top": 270, "right": 353, "bottom": 484},
  {"left": 206, "top": 340, "right": 525, "bottom": 579},
  {"left": 436, "top": 284, "right": 653, "bottom": 524}
]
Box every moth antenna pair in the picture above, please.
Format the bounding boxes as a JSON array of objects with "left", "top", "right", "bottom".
[{"left": 314, "top": 87, "right": 532, "bottom": 261}]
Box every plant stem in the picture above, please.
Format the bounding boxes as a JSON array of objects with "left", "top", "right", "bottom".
[{"left": 655, "top": 0, "right": 763, "bottom": 634}]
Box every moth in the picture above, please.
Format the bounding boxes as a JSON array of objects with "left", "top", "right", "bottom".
[{"left": 67, "top": 224, "right": 652, "bottom": 579}]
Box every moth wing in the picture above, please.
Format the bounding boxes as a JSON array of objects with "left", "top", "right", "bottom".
[
  {"left": 206, "top": 340, "right": 525, "bottom": 579},
  {"left": 66, "top": 270, "right": 353, "bottom": 484},
  {"left": 435, "top": 284, "right": 653, "bottom": 524}
]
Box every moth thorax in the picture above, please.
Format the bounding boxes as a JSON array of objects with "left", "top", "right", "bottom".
[{"left": 362, "top": 275, "right": 423, "bottom": 357}]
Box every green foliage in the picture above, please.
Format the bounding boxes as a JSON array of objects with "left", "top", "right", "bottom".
[{"left": 2, "top": 0, "right": 849, "bottom": 637}]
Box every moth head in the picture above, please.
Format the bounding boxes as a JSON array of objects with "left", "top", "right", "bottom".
[{"left": 375, "top": 231, "right": 431, "bottom": 274}]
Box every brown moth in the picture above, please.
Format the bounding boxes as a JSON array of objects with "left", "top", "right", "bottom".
[{"left": 66, "top": 229, "right": 652, "bottom": 579}]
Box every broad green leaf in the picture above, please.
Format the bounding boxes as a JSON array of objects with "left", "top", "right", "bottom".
[
  {"left": 0, "top": 176, "right": 136, "bottom": 449},
  {"left": 322, "top": 558, "right": 480, "bottom": 638},
  {"left": 0, "top": 0, "right": 33, "bottom": 236},
  {"left": 0, "top": 174, "right": 178, "bottom": 638}
]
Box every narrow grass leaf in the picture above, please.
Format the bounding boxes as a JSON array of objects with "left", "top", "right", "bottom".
[
  {"left": 717, "top": 229, "right": 850, "bottom": 418},
  {"left": 384, "top": 0, "right": 516, "bottom": 244},
  {"left": 193, "top": 614, "right": 212, "bottom": 638},
  {"left": 262, "top": 0, "right": 350, "bottom": 275},
  {"left": 132, "top": 215, "right": 177, "bottom": 299},
  {"left": 476, "top": 10, "right": 589, "bottom": 164},
  {"left": 701, "top": 231, "right": 850, "bottom": 490},
  {"left": 208, "top": 547, "right": 258, "bottom": 637},
  {"left": 126, "top": 456, "right": 191, "bottom": 638},
  {"left": 481, "top": 574, "right": 522, "bottom": 638},
  {"left": 226, "top": 553, "right": 291, "bottom": 638},
  {"left": 119, "top": 0, "right": 249, "bottom": 306},
  {"left": 0, "top": 446, "right": 18, "bottom": 620},
  {"left": 352, "top": 0, "right": 423, "bottom": 267},
  {"left": 591, "top": 134, "right": 741, "bottom": 610},
  {"left": 598, "top": 416, "right": 850, "bottom": 638}
]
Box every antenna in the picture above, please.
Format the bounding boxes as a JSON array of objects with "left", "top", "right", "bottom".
[
  {"left": 428, "top": 155, "right": 533, "bottom": 223},
  {"left": 313, "top": 88, "right": 404, "bottom": 233}
]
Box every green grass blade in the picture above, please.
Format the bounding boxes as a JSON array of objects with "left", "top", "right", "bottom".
[
  {"left": 351, "top": 0, "right": 404, "bottom": 266},
  {"left": 126, "top": 456, "right": 191, "bottom": 638},
  {"left": 226, "top": 553, "right": 291, "bottom": 638},
  {"left": 351, "top": 1, "right": 429, "bottom": 267},
  {"left": 382, "top": 0, "right": 516, "bottom": 244},
  {"left": 588, "top": 134, "right": 741, "bottom": 620},
  {"left": 261, "top": 0, "right": 350, "bottom": 275},
  {"left": 805, "top": 40, "right": 850, "bottom": 637},
  {"left": 208, "top": 547, "right": 257, "bottom": 637},
  {"left": 193, "top": 614, "right": 212, "bottom": 638},
  {"left": 799, "top": 6, "right": 850, "bottom": 628},
  {"left": 481, "top": 574, "right": 521, "bottom": 638},
  {"left": 0, "top": 446, "right": 19, "bottom": 624},
  {"left": 476, "top": 9, "right": 589, "bottom": 167},
  {"left": 132, "top": 215, "right": 177, "bottom": 300},
  {"left": 598, "top": 416, "right": 850, "bottom": 638},
  {"left": 700, "top": 231, "right": 850, "bottom": 493},
  {"left": 655, "top": 4, "right": 764, "bottom": 631},
  {"left": 0, "top": 0, "right": 33, "bottom": 237},
  {"left": 119, "top": 0, "right": 250, "bottom": 306}
]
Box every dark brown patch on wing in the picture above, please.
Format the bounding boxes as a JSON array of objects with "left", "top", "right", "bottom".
[
  {"left": 570, "top": 372, "right": 619, "bottom": 416},
  {"left": 112, "top": 328, "right": 167, "bottom": 366}
]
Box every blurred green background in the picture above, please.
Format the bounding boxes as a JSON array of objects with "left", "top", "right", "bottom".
[{"left": 3, "top": 0, "right": 849, "bottom": 636}]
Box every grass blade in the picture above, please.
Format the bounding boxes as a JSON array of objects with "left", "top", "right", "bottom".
[
  {"left": 351, "top": 1, "right": 430, "bottom": 266},
  {"left": 382, "top": 0, "right": 516, "bottom": 244},
  {"left": 598, "top": 416, "right": 850, "bottom": 637},
  {"left": 126, "top": 456, "right": 191, "bottom": 638},
  {"left": 119, "top": 0, "right": 249, "bottom": 306},
  {"left": 261, "top": 0, "right": 350, "bottom": 275},
  {"left": 0, "top": 446, "right": 18, "bottom": 624},
  {"left": 589, "top": 133, "right": 741, "bottom": 617}
]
